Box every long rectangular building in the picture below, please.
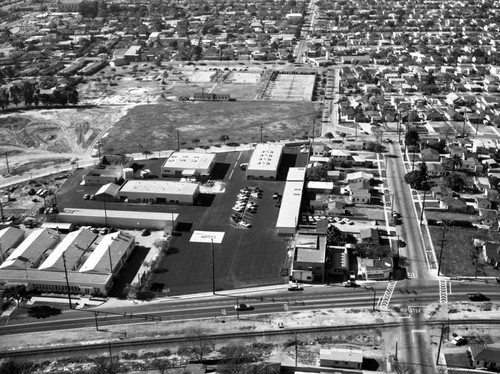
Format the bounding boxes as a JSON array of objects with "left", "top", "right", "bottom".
[
  {"left": 246, "top": 144, "right": 284, "bottom": 180},
  {"left": 57, "top": 208, "right": 179, "bottom": 230},
  {"left": 276, "top": 167, "right": 305, "bottom": 234},
  {"left": 117, "top": 180, "right": 199, "bottom": 205}
]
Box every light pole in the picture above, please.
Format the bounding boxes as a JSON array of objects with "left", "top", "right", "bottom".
[
  {"left": 102, "top": 195, "right": 108, "bottom": 227},
  {"left": 366, "top": 286, "right": 377, "bottom": 311}
]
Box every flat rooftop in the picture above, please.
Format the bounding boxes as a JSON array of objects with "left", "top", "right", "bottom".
[
  {"left": 162, "top": 152, "right": 216, "bottom": 171},
  {"left": 119, "top": 180, "right": 199, "bottom": 196},
  {"left": 248, "top": 144, "right": 284, "bottom": 171},
  {"left": 59, "top": 208, "right": 179, "bottom": 222}
]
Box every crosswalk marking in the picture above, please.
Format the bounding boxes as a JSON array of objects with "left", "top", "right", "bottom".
[
  {"left": 407, "top": 272, "right": 418, "bottom": 278},
  {"left": 380, "top": 281, "right": 397, "bottom": 310},
  {"left": 439, "top": 279, "right": 448, "bottom": 304}
]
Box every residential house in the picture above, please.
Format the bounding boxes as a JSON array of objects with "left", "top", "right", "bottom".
[
  {"left": 463, "top": 157, "right": 483, "bottom": 173},
  {"left": 311, "top": 143, "right": 330, "bottom": 157},
  {"left": 345, "top": 171, "right": 373, "bottom": 183},
  {"left": 439, "top": 197, "right": 470, "bottom": 213},
  {"left": 344, "top": 141, "right": 366, "bottom": 151},
  {"left": 420, "top": 147, "right": 441, "bottom": 162},
  {"left": 359, "top": 228, "right": 380, "bottom": 243},
  {"left": 482, "top": 241, "right": 500, "bottom": 266},
  {"left": 475, "top": 198, "right": 492, "bottom": 210},
  {"left": 326, "top": 170, "right": 341, "bottom": 181},
  {"left": 327, "top": 201, "right": 346, "bottom": 215},
  {"left": 478, "top": 209, "right": 497, "bottom": 227},
  {"left": 431, "top": 186, "right": 453, "bottom": 200},
  {"left": 485, "top": 188, "right": 500, "bottom": 201},
  {"left": 319, "top": 348, "right": 363, "bottom": 369},
  {"left": 427, "top": 163, "right": 445, "bottom": 178},
  {"left": 469, "top": 345, "right": 500, "bottom": 370},
  {"left": 348, "top": 180, "right": 371, "bottom": 204}
]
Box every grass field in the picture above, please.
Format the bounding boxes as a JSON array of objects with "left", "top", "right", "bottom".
[
  {"left": 101, "top": 101, "right": 319, "bottom": 154},
  {"left": 429, "top": 226, "right": 500, "bottom": 277}
]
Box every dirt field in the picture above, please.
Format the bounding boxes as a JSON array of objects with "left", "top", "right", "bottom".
[{"left": 0, "top": 62, "right": 319, "bottom": 178}]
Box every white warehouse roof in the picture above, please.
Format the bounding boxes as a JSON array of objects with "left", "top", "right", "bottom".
[
  {"left": 119, "top": 180, "right": 199, "bottom": 196},
  {"left": 248, "top": 144, "right": 284, "bottom": 172}
]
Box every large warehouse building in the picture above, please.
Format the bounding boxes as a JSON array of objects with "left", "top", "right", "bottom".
[
  {"left": 57, "top": 208, "right": 179, "bottom": 231},
  {"left": 161, "top": 152, "right": 216, "bottom": 177},
  {"left": 117, "top": 180, "right": 200, "bottom": 205},
  {"left": 246, "top": 144, "right": 284, "bottom": 180},
  {"left": 0, "top": 228, "right": 135, "bottom": 296}
]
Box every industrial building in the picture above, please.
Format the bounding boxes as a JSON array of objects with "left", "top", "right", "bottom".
[
  {"left": 57, "top": 208, "right": 179, "bottom": 231},
  {"left": 276, "top": 167, "right": 305, "bottom": 234},
  {"left": 0, "top": 228, "right": 135, "bottom": 296},
  {"left": 246, "top": 144, "right": 284, "bottom": 180},
  {"left": 161, "top": 152, "right": 216, "bottom": 177},
  {"left": 292, "top": 232, "right": 326, "bottom": 282},
  {"left": 0, "top": 226, "right": 25, "bottom": 262},
  {"left": 82, "top": 165, "right": 123, "bottom": 186},
  {"left": 117, "top": 180, "right": 200, "bottom": 205}
]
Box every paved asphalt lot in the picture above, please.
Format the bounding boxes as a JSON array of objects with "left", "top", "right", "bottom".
[{"left": 56, "top": 150, "right": 292, "bottom": 295}]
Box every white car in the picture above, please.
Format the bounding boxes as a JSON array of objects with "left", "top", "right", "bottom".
[
  {"left": 240, "top": 221, "right": 251, "bottom": 228},
  {"left": 232, "top": 206, "right": 244, "bottom": 212}
]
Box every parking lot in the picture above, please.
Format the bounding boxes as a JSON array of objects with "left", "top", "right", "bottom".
[
  {"left": 149, "top": 150, "right": 291, "bottom": 295},
  {"left": 55, "top": 150, "right": 292, "bottom": 296}
]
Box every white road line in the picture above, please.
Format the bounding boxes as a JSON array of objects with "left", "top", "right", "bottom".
[
  {"left": 237, "top": 152, "right": 242, "bottom": 161},
  {"left": 228, "top": 169, "right": 234, "bottom": 180}
]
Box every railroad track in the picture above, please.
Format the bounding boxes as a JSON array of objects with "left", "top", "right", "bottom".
[{"left": 2, "top": 319, "right": 499, "bottom": 360}]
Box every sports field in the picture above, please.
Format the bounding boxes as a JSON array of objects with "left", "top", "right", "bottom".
[{"left": 100, "top": 101, "right": 320, "bottom": 154}]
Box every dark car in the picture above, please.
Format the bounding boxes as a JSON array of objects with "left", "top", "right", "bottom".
[
  {"left": 234, "top": 303, "right": 253, "bottom": 311},
  {"left": 141, "top": 229, "right": 151, "bottom": 236},
  {"left": 468, "top": 293, "right": 490, "bottom": 302}
]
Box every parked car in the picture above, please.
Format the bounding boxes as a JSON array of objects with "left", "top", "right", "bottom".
[
  {"left": 240, "top": 221, "right": 251, "bottom": 228},
  {"left": 451, "top": 336, "right": 466, "bottom": 346},
  {"left": 83, "top": 194, "right": 90, "bottom": 200},
  {"left": 349, "top": 270, "right": 356, "bottom": 280},
  {"left": 288, "top": 284, "right": 304, "bottom": 291},
  {"left": 468, "top": 293, "right": 489, "bottom": 301},
  {"left": 273, "top": 192, "right": 279, "bottom": 199},
  {"left": 90, "top": 194, "right": 96, "bottom": 200},
  {"left": 343, "top": 280, "right": 359, "bottom": 288},
  {"left": 141, "top": 229, "right": 151, "bottom": 236},
  {"left": 234, "top": 303, "right": 253, "bottom": 311}
]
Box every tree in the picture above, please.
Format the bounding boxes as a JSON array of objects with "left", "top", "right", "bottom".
[
  {"left": 79, "top": 0, "right": 99, "bottom": 18},
  {"left": 327, "top": 226, "right": 357, "bottom": 246},
  {"left": 405, "top": 128, "right": 420, "bottom": 148},
  {"left": 444, "top": 154, "right": 463, "bottom": 172},
  {"left": 220, "top": 135, "right": 229, "bottom": 144},
  {"left": 324, "top": 132, "right": 333, "bottom": 140},
  {"left": 27, "top": 305, "right": 62, "bottom": 319},
  {"left": 151, "top": 359, "right": 172, "bottom": 374},
  {"left": 178, "top": 327, "right": 215, "bottom": 360},
  {"left": 306, "top": 164, "right": 328, "bottom": 181},
  {"left": 444, "top": 173, "right": 465, "bottom": 192},
  {"left": 404, "top": 162, "right": 428, "bottom": 190}
]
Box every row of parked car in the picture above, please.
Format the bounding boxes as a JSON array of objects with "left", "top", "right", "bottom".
[
  {"left": 302, "top": 215, "right": 354, "bottom": 225},
  {"left": 229, "top": 186, "right": 262, "bottom": 228}
]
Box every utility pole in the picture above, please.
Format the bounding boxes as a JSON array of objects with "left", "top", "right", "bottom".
[
  {"left": 312, "top": 119, "right": 315, "bottom": 143},
  {"left": 211, "top": 238, "right": 215, "bottom": 295},
  {"left": 108, "top": 245, "right": 113, "bottom": 274},
  {"left": 260, "top": 124, "right": 263, "bottom": 143},
  {"left": 94, "top": 311, "right": 99, "bottom": 331},
  {"left": 5, "top": 152, "right": 10, "bottom": 174},
  {"left": 295, "top": 330, "right": 298, "bottom": 368},
  {"left": 437, "top": 224, "right": 447, "bottom": 276},
  {"left": 462, "top": 110, "right": 467, "bottom": 137},
  {"left": 176, "top": 130, "right": 180, "bottom": 151},
  {"left": 62, "top": 252, "right": 73, "bottom": 309},
  {"left": 436, "top": 323, "right": 445, "bottom": 365},
  {"left": 103, "top": 195, "right": 108, "bottom": 226}
]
